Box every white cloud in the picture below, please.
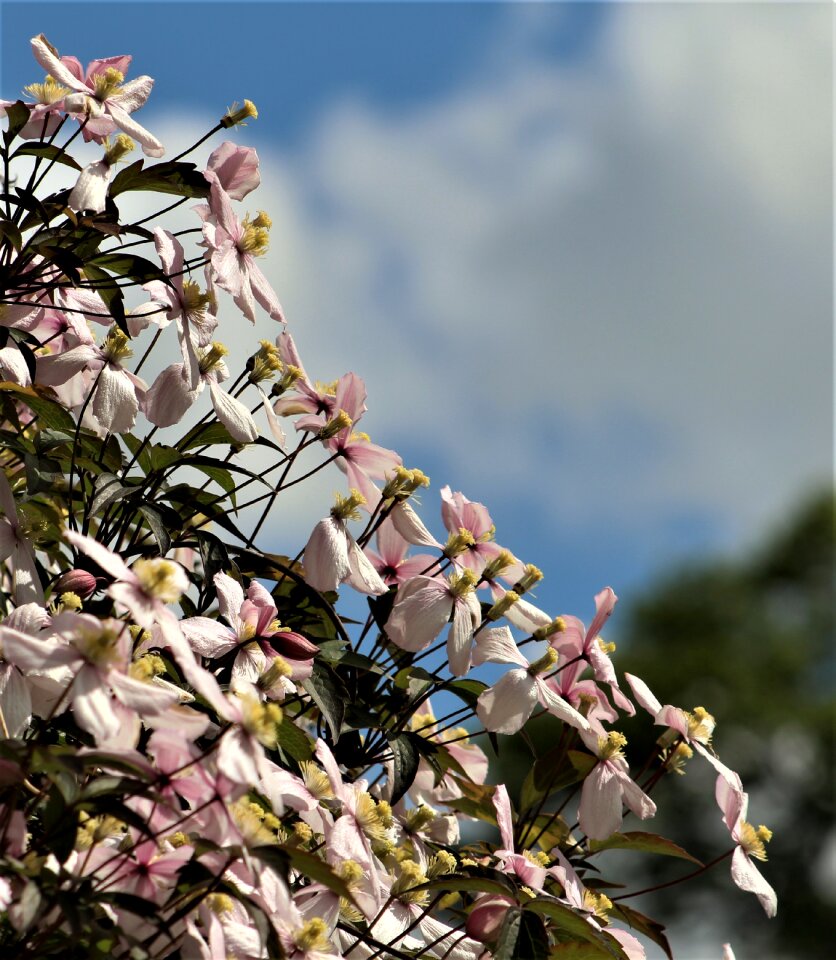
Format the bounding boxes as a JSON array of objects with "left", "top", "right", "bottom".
[
  {"left": 77, "top": 2, "right": 830, "bottom": 560},
  {"left": 235, "top": 2, "right": 831, "bottom": 556}
]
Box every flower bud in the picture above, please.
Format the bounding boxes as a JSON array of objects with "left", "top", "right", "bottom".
[
  {"left": 54, "top": 569, "right": 98, "bottom": 599},
  {"left": 466, "top": 894, "right": 516, "bottom": 944}
]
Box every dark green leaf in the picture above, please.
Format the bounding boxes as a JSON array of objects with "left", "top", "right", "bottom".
[
  {"left": 515, "top": 910, "right": 550, "bottom": 959},
  {"left": 526, "top": 899, "right": 629, "bottom": 959},
  {"left": 0, "top": 217, "right": 23, "bottom": 250},
  {"left": 110, "top": 159, "right": 210, "bottom": 199},
  {"left": 87, "top": 251, "right": 168, "bottom": 284},
  {"left": 11, "top": 142, "right": 82, "bottom": 169},
  {"left": 276, "top": 714, "right": 313, "bottom": 762},
  {"left": 302, "top": 662, "right": 347, "bottom": 740},
  {"left": 90, "top": 473, "right": 132, "bottom": 515},
  {"left": 0, "top": 382, "right": 76, "bottom": 433},
  {"left": 138, "top": 503, "right": 172, "bottom": 555},
  {"left": 3, "top": 100, "right": 30, "bottom": 144},
  {"left": 609, "top": 903, "right": 672, "bottom": 960},
  {"left": 494, "top": 906, "right": 522, "bottom": 960},
  {"left": 389, "top": 732, "right": 420, "bottom": 805},
  {"left": 587, "top": 831, "right": 703, "bottom": 865}
]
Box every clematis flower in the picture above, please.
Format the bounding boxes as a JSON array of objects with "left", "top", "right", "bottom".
[
  {"left": 715, "top": 775, "right": 777, "bottom": 917},
  {"left": 37, "top": 326, "right": 146, "bottom": 434},
  {"left": 68, "top": 134, "right": 135, "bottom": 213},
  {"left": 439, "top": 485, "right": 506, "bottom": 575},
  {"left": 206, "top": 141, "right": 260, "bottom": 200},
  {"left": 303, "top": 490, "right": 387, "bottom": 596},
  {"left": 30, "top": 35, "right": 164, "bottom": 155},
  {"left": 492, "top": 783, "right": 547, "bottom": 889},
  {"left": 474, "top": 626, "right": 592, "bottom": 735},
  {"left": 366, "top": 518, "right": 437, "bottom": 587},
  {"left": 624, "top": 672, "right": 740, "bottom": 785},
  {"left": 0, "top": 611, "right": 178, "bottom": 744},
  {"left": 553, "top": 587, "right": 635, "bottom": 716},
  {"left": 386, "top": 569, "right": 482, "bottom": 677},
  {"left": 143, "top": 342, "right": 258, "bottom": 443},
  {"left": 144, "top": 229, "right": 218, "bottom": 388},
  {"left": 198, "top": 170, "right": 285, "bottom": 324},
  {"left": 576, "top": 728, "right": 656, "bottom": 841},
  {"left": 180, "top": 572, "right": 318, "bottom": 687}
]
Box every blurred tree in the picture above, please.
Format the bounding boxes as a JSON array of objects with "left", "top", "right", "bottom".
[{"left": 615, "top": 489, "right": 835, "bottom": 958}]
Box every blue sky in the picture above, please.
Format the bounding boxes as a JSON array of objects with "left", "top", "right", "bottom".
[{"left": 2, "top": 1, "right": 832, "bottom": 636}]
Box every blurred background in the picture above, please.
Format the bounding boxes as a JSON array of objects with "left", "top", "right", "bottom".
[{"left": 2, "top": 2, "right": 833, "bottom": 956}]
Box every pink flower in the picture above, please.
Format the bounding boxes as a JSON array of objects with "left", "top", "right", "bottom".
[
  {"left": 474, "top": 626, "right": 592, "bottom": 735},
  {"left": 440, "top": 485, "right": 505, "bottom": 575},
  {"left": 366, "top": 519, "right": 437, "bottom": 587},
  {"left": 143, "top": 346, "right": 259, "bottom": 443},
  {"left": 199, "top": 171, "right": 285, "bottom": 324},
  {"left": 181, "top": 572, "right": 317, "bottom": 686},
  {"left": 30, "top": 36, "right": 163, "bottom": 155},
  {"left": 715, "top": 775, "right": 777, "bottom": 917},
  {"left": 36, "top": 329, "right": 146, "bottom": 434},
  {"left": 576, "top": 728, "right": 656, "bottom": 841},
  {"left": 386, "top": 571, "right": 481, "bottom": 676},
  {"left": 144, "top": 229, "right": 218, "bottom": 388},
  {"left": 492, "top": 784, "right": 547, "bottom": 889},
  {"left": 303, "top": 492, "right": 387, "bottom": 596},
  {"left": 206, "top": 142, "right": 260, "bottom": 200}
]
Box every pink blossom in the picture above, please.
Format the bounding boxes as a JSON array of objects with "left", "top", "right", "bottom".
[
  {"left": 303, "top": 499, "right": 387, "bottom": 596},
  {"left": 207, "top": 142, "right": 260, "bottom": 200},
  {"left": 576, "top": 728, "right": 656, "bottom": 841},
  {"left": 198, "top": 171, "right": 284, "bottom": 324},
  {"left": 366, "top": 519, "right": 437, "bottom": 587},
  {"left": 386, "top": 571, "right": 482, "bottom": 676},
  {"left": 715, "top": 775, "right": 777, "bottom": 917},
  {"left": 180, "top": 572, "right": 317, "bottom": 686},
  {"left": 440, "top": 485, "right": 505, "bottom": 574},
  {"left": 144, "top": 229, "right": 218, "bottom": 389},
  {"left": 0, "top": 472, "right": 44, "bottom": 605},
  {"left": 474, "top": 626, "right": 592, "bottom": 735},
  {"left": 30, "top": 35, "right": 164, "bottom": 155}
]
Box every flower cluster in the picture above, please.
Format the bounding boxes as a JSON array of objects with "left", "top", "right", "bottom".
[{"left": 0, "top": 36, "right": 774, "bottom": 959}]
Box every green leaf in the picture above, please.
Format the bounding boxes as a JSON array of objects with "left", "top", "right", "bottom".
[
  {"left": 389, "top": 732, "right": 420, "bottom": 805},
  {"left": 533, "top": 748, "right": 597, "bottom": 794},
  {"left": 11, "top": 143, "right": 81, "bottom": 170},
  {"left": 301, "top": 662, "right": 347, "bottom": 740},
  {"left": 494, "top": 906, "right": 522, "bottom": 960},
  {"left": 0, "top": 217, "right": 23, "bottom": 251},
  {"left": 109, "top": 159, "right": 210, "bottom": 199},
  {"left": 138, "top": 503, "right": 172, "bottom": 555},
  {"left": 90, "top": 473, "right": 132, "bottom": 515},
  {"left": 549, "top": 944, "right": 618, "bottom": 959},
  {"left": 515, "top": 910, "right": 550, "bottom": 959},
  {"left": 87, "top": 251, "right": 168, "bottom": 284},
  {"left": 3, "top": 100, "right": 30, "bottom": 144},
  {"left": 83, "top": 262, "right": 127, "bottom": 333},
  {"left": 0, "top": 382, "right": 76, "bottom": 433},
  {"left": 447, "top": 678, "right": 488, "bottom": 708},
  {"left": 587, "top": 831, "right": 703, "bottom": 865},
  {"left": 526, "top": 899, "right": 629, "bottom": 960},
  {"left": 609, "top": 903, "right": 672, "bottom": 960},
  {"left": 276, "top": 714, "right": 313, "bottom": 762},
  {"left": 424, "top": 871, "right": 516, "bottom": 898},
  {"left": 179, "top": 420, "right": 237, "bottom": 452}
]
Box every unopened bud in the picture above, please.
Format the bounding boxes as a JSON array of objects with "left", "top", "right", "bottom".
[{"left": 54, "top": 569, "right": 98, "bottom": 599}]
